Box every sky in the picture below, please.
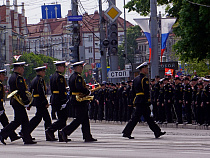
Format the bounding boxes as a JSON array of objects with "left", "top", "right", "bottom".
[{"left": 1, "top": 0, "right": 166, "bottom": 25}]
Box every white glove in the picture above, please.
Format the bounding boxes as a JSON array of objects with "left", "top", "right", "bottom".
[
  {"left": 0, "top": 110, "right": 5, "bottom": 116},
  {"left": 60, "top": 104, "right": 66, "bottom": 110},
  {"left": 24, "top": 104, "right": 30, "bottom": 108}
]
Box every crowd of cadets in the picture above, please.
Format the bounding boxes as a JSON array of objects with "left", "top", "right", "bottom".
[{"left": 80, "top": 75, "right": 210, "bottom": 126}]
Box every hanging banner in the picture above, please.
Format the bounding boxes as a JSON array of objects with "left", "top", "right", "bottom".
[
  {"left": 161, "top": 18, "right": 176, "bottom": 62},
  {"left": 165, "top": 68, "right": 174, "bottom": 76},
  {"left": 134, "top": 18, "right": 151, "bottom": 62},
  {"left": 85, "top": 72, "right": 88, "bottom": 77}
]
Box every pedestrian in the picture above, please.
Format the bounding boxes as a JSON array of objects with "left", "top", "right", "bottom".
[
  {"left": 0, "top": 62, "right": 36, "bottom": 145},
  {"left": 122, "top": 62, "right": 166, "bottom": 139},
  {"left": 26, "top": 66, "right": 56, "bottom": 141},
  {"left": 0, "top": 69, "right": 20, "bottom": 143},
  {"left": 45, "top": 61, "right": 69, "bottom": 142},
  {"left": 59, "top": 61, "right": 97, "bottom": 142}
]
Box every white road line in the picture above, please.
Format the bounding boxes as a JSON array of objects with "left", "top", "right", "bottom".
[{"left": 36, "top": 155, "right": 106, "bottom": 158}]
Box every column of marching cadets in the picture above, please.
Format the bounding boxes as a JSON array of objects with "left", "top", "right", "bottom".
[
  {"left": 87, "top": 75, "right": 210, "bottom": 126},
  {"left": 0, "top": 60, "right": 209, "bottom": 145}
]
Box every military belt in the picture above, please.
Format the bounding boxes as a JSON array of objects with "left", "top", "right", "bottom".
[
  {"left": 33, "top": 94, "right": 40, "bottom": 97},
  {"left": 1, "top": 99, "right": 3, "bottom": 102},
  {"left": 72, "top": 92, "right": 81, "bottom": 95},
  {"left": 136, "top": 92, "right": 144, "bottom": 95},
  {"left": 53, "top": 91, "right": 59, "bottom": 94}
]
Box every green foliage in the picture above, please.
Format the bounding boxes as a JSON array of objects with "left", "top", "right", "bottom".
[
  {"left": 174, "top": 0, "right": 210, "bottom": 61},
  {"left": 124, "top": 0, "right": 170, "bottom": 16},
  {"left": 118, "top": 25, "right": 142, "bottom": 69},
  {"left": 125, "top": 0, "right": 210, "bottom": 61},
  {"left": 181, "top": 58, "right": 210, "bottom": 77},
  {"left": 16, "top": 53, "right": 56, "bottom": 85}
]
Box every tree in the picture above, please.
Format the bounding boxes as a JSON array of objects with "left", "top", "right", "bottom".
[
  {"left": 124, "top": 0, "right": 210, "bottom": 61},
  {"left": 173, "top": 0, "right": 210, "bottom": 61},
  {"left": 124, "top": 0, "right": 170, "bottom": 16},
  {"left": 118, "top": 25, "right": 142, "bottom": 70},
  {"left": 16, "top": 53, "right": 56, "bottom": 86},
  {"left": 181, "top": 58, "right": 210, "bottom": 77}
]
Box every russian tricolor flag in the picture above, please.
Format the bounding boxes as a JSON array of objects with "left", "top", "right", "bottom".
[
  {"left": 134, "top": 19, "right": 152, "bottom": 62},
  {"left": 161, "top": 18, "right": 176, "bottom": 62}
]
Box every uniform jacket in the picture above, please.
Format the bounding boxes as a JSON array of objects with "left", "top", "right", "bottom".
[
  {"left": 132, "top": 73, "right": 150, "bottom": 105},
  {"left": 50, "top": 71, "right": 67, "bottom": 106},
  {"left": 69, "top": 71, "right": 90, "bottom": 104},
  {"left": 9, "top": 72, "right": 30, "bottom": 105},
  {"left": 0, "top": 80, "right": 5, "bottom": 111},
  {"left": 30, "top": 75, "right": 48, "bottom": 107}
]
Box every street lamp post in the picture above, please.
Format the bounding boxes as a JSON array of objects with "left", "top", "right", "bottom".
[{"left": 122, "top": 50, "right": 133, "bottom": 80}]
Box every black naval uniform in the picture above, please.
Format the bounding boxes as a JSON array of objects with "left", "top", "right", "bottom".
[
  {"left": 0, "top": 79, "right": 19, "bottom": 142},
  {"left": 122, "top": 73, "right": 163, "bottom": 138},
  {"left": 60, "top": 71, "right": 95, "bottom": 141},
  {"left": 0, "top": 72, "right": 34, "bottom": 144},
  {"left": 164, "top": 83, "right": 173, "bottom": 123},
  {"left": 173, "top": 83, "right": 183, "bottom": 124},
  {"left": 97, "top": 88, "right": 105, "bottom": 121},
  {"left": 28, "top": 75, "right": 52, "bottom": 140},
  {"left": 184, "top": 83, "right": 192, "bottom": 124},
  {"left": 46, "top": 71, "right": 68, "bottom": 141},
  {"left": 157, "top": 86, "right": 165, "bottom": 123}
]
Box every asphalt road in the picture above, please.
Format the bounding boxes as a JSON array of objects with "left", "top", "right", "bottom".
[{"left": 1, "top": 100, "right": 210, "bottom": 158}]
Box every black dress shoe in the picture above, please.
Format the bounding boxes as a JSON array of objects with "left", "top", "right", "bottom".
[
  {"left": 10, "top": 136, "right": 21, "bottom": 142},
  {"left": 46, "top": 138, "right": 58, "bottom": 141},
  {"left": 45, "top": 129, "right": 55, "bottom": 141},
  {"left": 155, "top": 131, "right": 166, "bottom": 138},
  {"left": 59, "top": 130, "right": 68, "bottom": 142},
  {"left": 84, "top": 138, "right": 97, "bottom": 142},
  {"left": 59, "top": 138, "right": 71, "bottom": 142},
  {"left": 122, "top": 134, "right": 134, "bottom": 139},
  {"left": 19, "top": 132, "right": 35, "bottom": 140},
  {"left": 0, "top": 135, "right": 6, "bottom": 145},
  {"left": 24, "top": 140, "right": 37, "bottom": 145}
]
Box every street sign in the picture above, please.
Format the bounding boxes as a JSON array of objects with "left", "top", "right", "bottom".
[
  {"left": 104, "top": 5, "right": 122, "bottom": 22},
  {"left": 67, "top": 15, "right": 83, "bottom": 21},
  {"left": 96, "top": 63, "right": 101, "bottom": 68},
  {"left": 41, "top": 4, "right": 61, "bottom": 19},
  {"left": 108, "top": 70, "right": 130, "bottom": 78}
]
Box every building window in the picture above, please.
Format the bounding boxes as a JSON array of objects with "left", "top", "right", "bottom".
[
  {"left": 89, "top": 47, "right": 92, "bottom": 53},
  {"left": 88, "top": 35, "right": 93, "bottom": 42},
  {"left": 89, "top": 58, "right": 93, "bottom": 64}
]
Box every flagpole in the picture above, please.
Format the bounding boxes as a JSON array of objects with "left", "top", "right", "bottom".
[{"left": 150, "top": 0, "right": 159, "bottom": 79}]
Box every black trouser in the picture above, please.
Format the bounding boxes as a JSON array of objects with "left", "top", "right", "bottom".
[
  {"left": 98, "top": 101, "right": 104, "bottom": 121},
  {"left": 0, "top": 112, "right": 18, "bottom": 140},
  {"left": 157, "top": 102, "right": 165, "bottom": 123},
  {"left": 164, "top": 101, "right": 173, "bottom": 123},
  {"left": 48, "top": 105, "right": 67, "bottom": 132},
  {"left": 174, "top": 101, "right": 183, "bottom": 123},
  {"left": 196, "top": 105, "right": 204, "bottom": 125},
  {"left": 62, "top": 102, "right": 92, "bottom": 140},
  {"left": 122, "top": 103, "right": 161, "bottom": 136},
  {"left": 152, "top": 101, "right": 158, "bottom": 121},
  {"left": 0, "top": 100, "right": 33, "bottom": 143},
  {"left": 28, "top": 105, "right": 52, "bottom": 135},
  {"left": 185, "top": 101, "right": 192, "bottom": 123}
]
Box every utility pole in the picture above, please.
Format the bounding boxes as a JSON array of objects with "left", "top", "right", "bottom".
[
  {"left": 150, "top": 0, "right": 159, "bottom": 79},
  {"left": 99, "top": 0, "right": 107, "bottom": 82},
  {"left": 124, "top": 0, "right": 127, "bottom": 65},
  {"left": 108, "top": 0, "right": 118, "bottom": 83},
  {"left": 70, "top": 0, "right": 80, "bottom": 63}
]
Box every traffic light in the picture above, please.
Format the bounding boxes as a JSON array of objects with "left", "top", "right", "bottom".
[
  {"left": 108, "top": 22, "right": 118, "bottom": 56},
  {"left": 69, "top": 46, "right": 79, "bottom": 63},
  {"left": 92, "top": 68, "right": 99, "bottom": 82}
]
